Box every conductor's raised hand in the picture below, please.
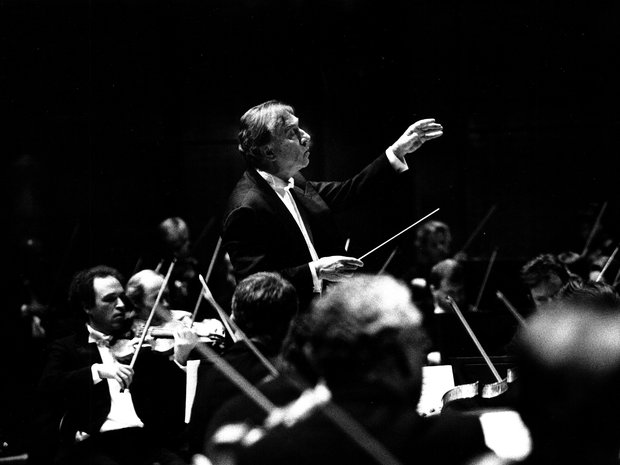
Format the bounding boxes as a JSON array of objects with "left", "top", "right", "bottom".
[
  {"left": 314, "top": 256, "right": 364, "bottom": 282},
  {"left": 390, "top": 118, "right": 443, "bottom": 159}
]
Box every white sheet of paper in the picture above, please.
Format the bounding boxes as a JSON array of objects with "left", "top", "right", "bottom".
[{"left": 417, "top": 365, "right": 455, "bottom": 416}]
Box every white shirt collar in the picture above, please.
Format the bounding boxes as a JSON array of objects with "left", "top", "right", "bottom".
[
  {"left": 86, "top": 324, "right": 113, "bottom": 345},
  {"left": 256, "top": 169, "right": 294, "bottom": 191}
]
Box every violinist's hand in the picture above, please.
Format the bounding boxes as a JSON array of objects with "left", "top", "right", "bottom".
[
  {"left": 173, "top": 326, "right": 199, "bottom": 366},
  {"left": 390, "top": 118, "right": 443, "bottom": 160},
  {"left": 96, "top": 362, "right": 134, "bottom": 390},
  {"left": 313, "top": 256, "right": 364, "bottom": 282}
]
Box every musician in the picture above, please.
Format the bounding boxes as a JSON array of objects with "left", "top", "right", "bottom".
[
  {"left": 126, "top": 269, "right": 192, "bottom": 326},
  {"left": 187, "top": 271, "right": 298, "bottom": 455},
  {"left": 35, "top": 265, "right": 196, "bottom": 465},
  {"left": 222, "top": 100, "right": 443, "bottom": 309},
  {"left": 230, "top": 275, "right": 490, "bottom": 465},
  {"left": 428, "top": 258, "right": 467, "bottom": 315},
  {"left": 156, "top": 216, "right": 200, "bottom": 310},
  {"left": 520, "top": 253, "right": 573, "bottom": 311}
]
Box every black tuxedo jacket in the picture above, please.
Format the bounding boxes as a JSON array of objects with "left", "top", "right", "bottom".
[
  {"left": 36, "top": 328, "right": 186, "bottom": 459},
  {"left": 222, "top": 154, "right": 404, "bottom": 306}
]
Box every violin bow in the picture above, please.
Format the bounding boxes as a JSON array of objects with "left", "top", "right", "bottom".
[
  {"left": 456, "top": 204, "right": 497, "bottom": 256},
  {"left": 495, "top": 290, "right": 526, "bottom": 327},
  {"left": 445, "top": 296, "right": 503, "bottom": 383},
  {"left": 192, "top": 339, "right": 277, "bottom": 413},
  {"left": 190, "top": 297, "right": 403, "bottom": 465},
  {"left": 472, "top": 247, "right": 499, "bottom": 312},
  {"left": 198, "top": 274, "right": 278, "bottom": 377},
  {"left": 154, "top": 259, "right": 164, "bottom": 274},
  {"left": 190, "top": 338, "right": 402, "bottom": 465},
  {"left": 613, "top": 264, "right": 620, "bottom": 288},
  {"left": 378, "top": 246, "right": 399, "bottom": 275},
  {"left": 581, "top": 201, "right": 608, "bottom": 257},
  {"left": 358, "top": 208, "right": 440, "bottom": 260},
  {"left": 127, "top": 259, "right": 176, "bottom": 371},
  {"left": 190, "top": 236, "right": 223, "bottom": 325},
  {"left": 190, "top": 216, "right": 216, "bottom": 257},
  {"left": 596, "top": 244, "right": 619, "bottom": 283}
]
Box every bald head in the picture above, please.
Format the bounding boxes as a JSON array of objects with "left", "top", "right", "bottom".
[{"left": 126, "top": 269, "right": 170, "bottom": 319}]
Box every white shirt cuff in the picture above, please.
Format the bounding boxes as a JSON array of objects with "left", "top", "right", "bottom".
[
  {"left": 309, "top": 262, "right": 322, "bottom": 294},
  {"left": 173, "top": 358, "right": 188, "bottom": 372},
  {"left": 385, "top": 147, "right": 409, "bottom": 173},
  {"left": 91, "top": 364, "right": 103, "bottom": 384}
]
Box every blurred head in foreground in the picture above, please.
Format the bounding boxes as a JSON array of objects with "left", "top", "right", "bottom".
[
  {"left": 515, "top": 284, "right": 620, "bottom": 463},
  {"left": 304, "top": 274, "right": 428, "bottom": 402}
]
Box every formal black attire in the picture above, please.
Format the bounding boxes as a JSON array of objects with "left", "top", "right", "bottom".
[
  {"left": 35, "top": 328, "right": 187, "bottom": 465},
  {"left": 234, "top": 385, "right": 490, "bottom": 465},
  {"left": 222, "top": 155, "right": 406, "bottom": 308},
  {"left": 186, "top": 340, "right": 274, "bottom": 455}
]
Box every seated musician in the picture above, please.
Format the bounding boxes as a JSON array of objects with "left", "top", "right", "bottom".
[
  {"left": 405, "top": 220, "right": 454, "bottom": 283},
  {"left": 187, "top": 271, "right": 298, "bottom": 455},
  {"left": 520, "top": 253, "right": 573, "bottom": 312},
  {"left": 223, "top": 274, "right": 490, "bottom": 465},
  {"left": 35, "top": 265, "right": 198, "bottom": 465},
  {"left": 471, "top": 280, "right": 620, "bottom": 465},
  {"left": 127, "top": 269, "right": 192, "bottom": 326},
  {"left": 125, "top": 269, "right": 225, "bottom": 351},
  {"left": 156, "top": 216, "right": 200, "bottom": 309},
  {"left": 428, "top": 258, "right": 467, "bottom": 314}
]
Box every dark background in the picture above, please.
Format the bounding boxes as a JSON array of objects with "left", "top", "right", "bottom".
[
  {"left": 2, "top": 0, "right": 620, "bottom": 455},
  {"left": 4, "top": 0, "right": 620, "bottom": 300}
]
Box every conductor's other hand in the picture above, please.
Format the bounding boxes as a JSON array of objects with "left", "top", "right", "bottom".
[
  {"left": 390, "top": 118, "right": 443, "bottom": 159},
  {"left": 314, "top": 256, "right": 364, "bottom": 282},
  {"left": 96, "top": 362, "right": 134, "bottom": 390}
]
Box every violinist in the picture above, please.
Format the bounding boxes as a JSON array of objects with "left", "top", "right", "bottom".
[
  {"left": 125, "top": 268, "right": 225, "bottom": 354},
  {"left": 231, "top": 275, "right": 490, "bottom": 465},
  {"left": 187, "top": 271, "right": 297, "bottom": 455},
  {"left": 403, "top": 220, "right": 454, "bottom": 284},
  {"left": 222, "top": 100, "right": 443, "bottom": 310},
  {"left": 156, "top": 216, "right": 200, "bottom": 310},
  {"left": 34, "top": 265, "right": 195, "bottom": 465},
  {"left": 520, "top": 253, "right": 574, "bottom": 312},
  {"left": 429, "top": 258, "right": 468, "bottom": 315},
  {"left": 126, "top": 269, "right": 193, "bottom": 326}
]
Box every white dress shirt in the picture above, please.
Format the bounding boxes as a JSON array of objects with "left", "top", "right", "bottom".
[
  {"left": 87, "top": 325, "right": 144, "bottom": 433},
  {"left": 257, "top": 150, "right": 409, "bottom": 293}
]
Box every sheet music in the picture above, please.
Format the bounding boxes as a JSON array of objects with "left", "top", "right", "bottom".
[{"left": 417, "top": 365, "right": 455, "bottom": 416}]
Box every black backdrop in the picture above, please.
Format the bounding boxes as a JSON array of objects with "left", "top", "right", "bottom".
[{"left": 4, "top": 0, "right": 620, "bottom": 297}]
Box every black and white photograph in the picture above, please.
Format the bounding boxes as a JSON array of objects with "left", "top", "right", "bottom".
[{"left": 3, "top": 1, "right": 620, "bottom": 464}]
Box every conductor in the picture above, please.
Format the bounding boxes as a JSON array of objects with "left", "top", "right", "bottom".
[{"left": 222, "top": 100, "right": 443, "bottom": 308}]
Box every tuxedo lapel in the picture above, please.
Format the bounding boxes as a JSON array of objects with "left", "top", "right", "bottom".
[{"left": 246, "top": 169, "right": 314, "bottom": 254}]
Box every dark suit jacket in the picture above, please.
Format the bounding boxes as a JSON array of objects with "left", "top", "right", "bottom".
[
  {"left": 222, "top": 154, "right": 404, "bottom": 306},
  {"left": 35, "top": 328, "right": 186, "bottom": 462},
  {"left": 234, "top": 386, "right": 490, "bottom": 465},
  {"left": 187, "top": 340, "right": 274, "bottom": 455}
]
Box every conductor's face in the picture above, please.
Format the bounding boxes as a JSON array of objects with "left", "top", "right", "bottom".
[{"left": 270, "top": 111, "right": 312, "bottom": 179}]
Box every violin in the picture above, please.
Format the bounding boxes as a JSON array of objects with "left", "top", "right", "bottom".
[
  {"left": 440, "top": 296, "right": 518, "bottom": 412},
  {"left": 109, "top": 318, "right": 226, "bottom": 361}
]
